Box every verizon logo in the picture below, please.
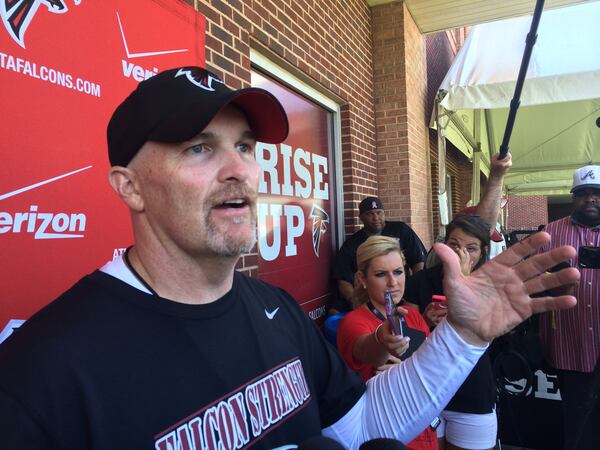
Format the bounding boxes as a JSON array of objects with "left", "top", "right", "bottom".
[
  {"left": 116, "top": 11, "right": 187, "bottom": 82},
  {"left": 0, "top": 205, "right": 86, "bottom": 239},
  {"left": 121, "top": 60, "right": 158, "bottom": 82}
]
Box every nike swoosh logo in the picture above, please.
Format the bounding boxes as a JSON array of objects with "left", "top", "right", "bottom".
[
  {"left": 117, "top": 12, "right": 188, "bottom": 59},
  {"left": 265, "top": 307, "right": 280, "bottom": 320},
  {"left": 0, "top": 166, "right": 93, "bottom": 201}
]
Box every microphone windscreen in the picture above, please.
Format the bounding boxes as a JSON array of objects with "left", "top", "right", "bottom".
[
  {"left": 297, "top": 436, "right": 345, "bottom": 449},
  {"left": 359, "top": 438, "right": 408, "bottom": 450}
]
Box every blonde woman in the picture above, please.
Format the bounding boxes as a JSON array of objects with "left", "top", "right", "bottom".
[{"left": 337, "top": 236, "right": 437, "bottom": 450}]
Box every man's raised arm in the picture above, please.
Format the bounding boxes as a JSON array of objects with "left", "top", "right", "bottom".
[{"left": 476, "top": 152, "right": 511, "bottom": 229}]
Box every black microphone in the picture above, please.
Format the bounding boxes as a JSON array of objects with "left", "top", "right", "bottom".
[
  {"left": 359, "top": 438, "right": 408, "bottom": 450},
  {"left": 549, "top": 261, "right": 570, "bottom": 272},
  {"left": 296, "top": 436, "right": 345, "bottom": 449}
]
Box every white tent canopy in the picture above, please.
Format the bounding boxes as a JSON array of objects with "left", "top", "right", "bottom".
[{"left": 434, "top": 1, "right": 600, "bottom": 196}]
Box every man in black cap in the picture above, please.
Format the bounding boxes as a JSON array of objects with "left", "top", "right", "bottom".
[
  {"left": 331, "top": 197, "right": 427, "bottom": 312},
  {"left": 0, "top": 66, "right": 580, "bottom": 449}
]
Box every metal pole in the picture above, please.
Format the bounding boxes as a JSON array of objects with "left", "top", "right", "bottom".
[{"left": 498, "top": 0, "right": 546, "bottom": 159}]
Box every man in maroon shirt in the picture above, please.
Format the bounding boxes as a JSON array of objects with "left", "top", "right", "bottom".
[{"left": 540, "top": 165, "right": 600, "bottom": 450}]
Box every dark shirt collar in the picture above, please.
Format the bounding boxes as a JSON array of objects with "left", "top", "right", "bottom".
[{"left": 570, "top": 214, "right": 600, "bottom": 230}]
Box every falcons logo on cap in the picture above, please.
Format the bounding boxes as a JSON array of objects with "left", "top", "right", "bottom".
[
  {"left": 1, "top": 0, "right": 79, "bottom": 48},
  {"left": 309, "top": 204, "right": 329, "bottom": 257},
  {"left": 175, "top": 67, "right": 224, "bottom": 91}
]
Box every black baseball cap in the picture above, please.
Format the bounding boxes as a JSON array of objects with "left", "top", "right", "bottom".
[
  {"left": 107, "top": 66, "right": 289, "bottom": 166},
  {"left": 359, "top": 197, "right": 384, "bottom": 215}
]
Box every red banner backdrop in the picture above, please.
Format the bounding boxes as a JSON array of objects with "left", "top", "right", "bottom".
[
  {"left": 252, "top": 70, "right": 336, "bottom": 324},
  {"left": 0, "top": 0, "right": 205, "bottom": 340}
]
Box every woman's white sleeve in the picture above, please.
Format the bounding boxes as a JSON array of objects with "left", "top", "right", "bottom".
[{"left": 322, "top": 320, "right": 487, "bottom": 449}]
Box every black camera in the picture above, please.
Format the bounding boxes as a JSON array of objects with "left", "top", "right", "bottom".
[{"left": 578, "top": 246, "right": 600, "bottom": 269}]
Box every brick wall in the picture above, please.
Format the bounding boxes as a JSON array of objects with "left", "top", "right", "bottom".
[
  {"left": 506, "top": 195, "right": 548, "bottom": 231},
  {"left": 429, "top": 138, "right": 473, "bottom": 238},
  {"left": 428, "top": 131, "right": 441, "bottom": 239},
  {"left": 371, "top": 2, "right": 432, "bottom": 247},
  {"left": 454, "top": 149, "right": 474, "bottom": 210},
  {"left": 188, "top": 0, "right": 378, "bottom": 274},
  {"left": 403, "top": 4, "right": 432, "bottom": 246},
  {"left": 426, "top": 32, "right": 455, "bottom": 121},
  {"left": 425, "top": 31, "right": 469, "bottom": 240}
]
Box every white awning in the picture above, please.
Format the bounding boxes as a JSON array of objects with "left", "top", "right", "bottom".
[
  {"left": 433, "top": 1, "right": 600, "bottom": 195},
  {"left": 368, "top": 0, "right": 600, "bottom": 34}
]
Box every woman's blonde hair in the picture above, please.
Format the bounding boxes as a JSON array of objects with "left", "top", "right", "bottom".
[{"left": 352, "top": 235, "right": 405, "bottom": 308}]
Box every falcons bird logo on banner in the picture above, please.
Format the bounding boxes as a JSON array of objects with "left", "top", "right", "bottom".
[
  {"left": 1, "top": 0, "right": 80, "bottom": 48},
  {"left": 309, "top": 204, "right": 329, "bottom": 257}
]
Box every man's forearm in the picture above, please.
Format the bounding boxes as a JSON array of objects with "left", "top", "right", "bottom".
[
  {"left": 476, "top": 172, "right": 503, "bottom": 229},
  {"left": 322, "top": 320, "right": 486, "bottom": 448},
  {"left": 476, "top": 153, "right": 511, "bottom": 229}
]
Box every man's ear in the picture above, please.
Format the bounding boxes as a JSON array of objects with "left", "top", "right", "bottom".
[{"left": 108, "top": 166, "right": 144, "bottom": 212}]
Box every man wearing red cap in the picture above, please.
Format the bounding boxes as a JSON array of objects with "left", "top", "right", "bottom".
[
  {"left": 455, "top": 154, "right": 512, "bottom": 260},
  {"left": 0, "top": 67, "right": 580, "bottom": 450},
  {"left": 539, "top": 165, "right": 600, "bottom": 450}
]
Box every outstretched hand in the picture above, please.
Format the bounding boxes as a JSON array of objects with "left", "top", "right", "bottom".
[{"left": 436, "top": 232, "right": 579, "bottom": 346}]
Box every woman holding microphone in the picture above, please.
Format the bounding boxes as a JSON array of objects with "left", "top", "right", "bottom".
[{"left": 337, "top": 235, "right": 437, "bottom": 450}]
